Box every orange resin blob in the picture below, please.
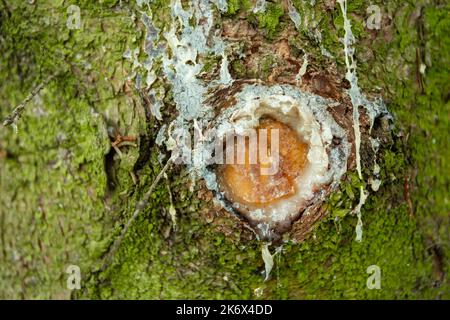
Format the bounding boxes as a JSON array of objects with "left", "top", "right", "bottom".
[{"left": 219, "top": 118, "right": 309, "bottom": 206}]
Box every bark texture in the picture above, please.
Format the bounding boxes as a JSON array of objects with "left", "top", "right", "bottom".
[{"left": 0, "top": 0, "right": 448, "bottom": 299}]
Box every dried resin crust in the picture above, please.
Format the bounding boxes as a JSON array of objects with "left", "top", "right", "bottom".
[{"left": 198, "top": 80, "right": 359, "bottom": 242}]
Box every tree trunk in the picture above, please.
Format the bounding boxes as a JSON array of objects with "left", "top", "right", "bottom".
[{"left": 0, "top": 0, "right": 448, "bottom": 299}]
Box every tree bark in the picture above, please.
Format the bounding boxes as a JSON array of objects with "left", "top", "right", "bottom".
[{"left": 0, "top": 0, "right": 448, "bottom": 299}]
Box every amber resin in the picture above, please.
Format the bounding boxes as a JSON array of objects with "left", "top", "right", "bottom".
[{"left": 219, "top": 118, "right": 309, "bottom": 207}]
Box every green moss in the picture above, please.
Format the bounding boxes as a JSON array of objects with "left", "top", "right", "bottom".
[
  {"left": 0, "top": 0, "right": 146, "bottom": 298},
  {"left": 200, "top": 54, "right": 221, "bottom": 75},
  {"left": 227, "top": 0, "right": 241, "bottom": 15},
  {"left": 226, "top": 0, "right": 251, "bottom": 15},
  {"left": 0, "top": 0, "right": 448, "bottom": 300},
  {"left": 256, "top": 3, "right": 284, "bottom": 39},
  {"left": 231, "top": 60, "right": 246, "bottom": 78},
  {"left": 260, "top": 54, "right": 276, "bottom": 80}
]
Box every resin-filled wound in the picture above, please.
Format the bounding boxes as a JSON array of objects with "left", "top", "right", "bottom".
[{"left": 220, "top": 117, "right": 309, "bottom": 206}]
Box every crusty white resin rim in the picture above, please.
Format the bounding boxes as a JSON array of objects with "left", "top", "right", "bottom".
[{"left": 202, "top": 83, "right": 351, "bottom": 239}]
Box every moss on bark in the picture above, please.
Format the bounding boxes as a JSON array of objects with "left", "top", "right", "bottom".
[{"left": 0, "top": 0, "right": 448, "bottom": 299}]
